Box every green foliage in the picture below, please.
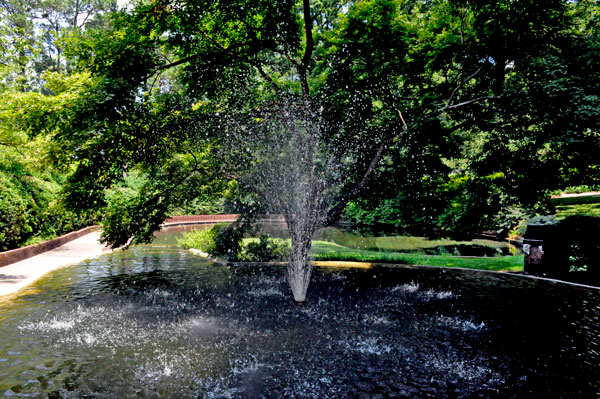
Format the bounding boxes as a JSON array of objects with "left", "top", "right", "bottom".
[
  {"left": 177, "top": 227, "right": 219, "bottom": 254},
  {"left": 0, "top": 0, "right": 118, "bottom": 90},
  {"left": 0, "top": 172, "right": 30, "bottom": 250},
  {"left": 563, "top": 186, "right": 600, "bottom": 194},
  {"left": 0, "top": 148, "right": 92, "bottom": 251},
  {"left": 177, "top": 224, "right": 243, "bottom": 260},
  {"left": 212, "top": 224, "right": 243, "bottom": 260},
  {"left": 238, "top": 237, "right": 291, "bottom": 262},
  {"left": 555, "top": 203, "right": 600, "bottom": 219},
  {"left": 18, "top": 0, "right": 598, "bottom": 247},
  {"left": 101, "top": 173, "right": 148, "bottom": 247},
  {"left": 527, "top": 215, "right": 560, "bottom": 226},
  {"left": 169, "top": 195, "right": 225, "bottom": 216}
]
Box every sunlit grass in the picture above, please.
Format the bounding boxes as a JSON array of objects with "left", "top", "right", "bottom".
[
  {"left": 309, "top": 241, "right": 523, "bottom": 272},
  {"left": 555, "top": 203, "right": 600, "bottom": 219}
]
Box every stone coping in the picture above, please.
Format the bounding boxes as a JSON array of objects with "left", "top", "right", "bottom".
[
  {"left": 0, "top": 226, "right": 100, "bottom": 268},
  {"left": 551, "top": 191, "right": 600, "bottom": 198}
]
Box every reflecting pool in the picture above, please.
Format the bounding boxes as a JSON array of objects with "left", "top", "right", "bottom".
[{"left": 0, "top": 230, "right": 598, "bottom": 398}]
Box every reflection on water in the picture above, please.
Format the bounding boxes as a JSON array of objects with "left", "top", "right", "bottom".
[{"left": 0, "top": 234, "right": 598, "bottom": 398}]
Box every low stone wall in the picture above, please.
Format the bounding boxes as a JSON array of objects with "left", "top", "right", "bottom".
[
  {"left": 164, "top": 214, "right": 285, "bottom": 225},
  {"left": 0, "top": 226, "right": 99, "bottom": 268},
  {"left": 164, "top": 215, "right": 240, "bottom": 224}
]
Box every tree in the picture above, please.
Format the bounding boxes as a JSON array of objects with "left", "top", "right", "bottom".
[
  {"left": 336, "top": 0, "right": 600, "bottom": 236},
  {"left": 38, "top": 0, "right": 600, "bottom": 301},
  {"left": 0, "top": 0, "right": 118, "bottom": 90}
]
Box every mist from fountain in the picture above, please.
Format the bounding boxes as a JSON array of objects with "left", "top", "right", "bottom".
[{"left": 217, "top": 102, "right": 348, "bottom": 302}]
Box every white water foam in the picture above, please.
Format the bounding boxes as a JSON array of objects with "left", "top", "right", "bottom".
[
  {"left": 435, "top": 316, "right": 486, "bottom": 332},
  {"left": 390, "top": 282, "right": 454, "bottom": 300},
  {"left": 343, "top": 336, "right": 393, "bottom": 355}
]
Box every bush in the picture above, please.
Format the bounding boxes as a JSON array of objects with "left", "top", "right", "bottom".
[
  {"left": 178, "top": 228, "right": 290, "bottom": 262},
  {"left": 0, "top": 166, "right": 92, "bottom": 251},
  {"left": 177, "top": 224, "right": 243, "bottom": 260},
  {"left": 177, "top": 227, "right": 219, "bottom": 253},
  {"left": 0, "top": 175, "right": 30, "bottom": 251},
  {"left": 213, "top": 224, "right": 243, "bottom": 259},
  {"left": 238, "top": 236, "right": 290, "bottom": 262},
  {"left": 527, "top": 215, "right": 560, "bottom": 226}
]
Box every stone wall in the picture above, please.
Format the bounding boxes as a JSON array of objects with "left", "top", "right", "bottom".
[{"left": 164, "top": 214, "right": 285, "bottom": 225}]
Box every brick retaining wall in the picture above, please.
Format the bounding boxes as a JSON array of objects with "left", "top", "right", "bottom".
[
  {"left": 164, "top": 214, "right": 240, "bottom": 224},
  {"left": 0, "top": 225, "right": 99, "bottom": 268},
  {"left": 164, "top": 214, "right": 285, "bottom": 225}
]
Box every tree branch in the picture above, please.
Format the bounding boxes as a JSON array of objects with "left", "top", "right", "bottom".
[
  {"left": 442, "top": 95, "right": 500, "bottom": 111},
  {"left": 326, "top": 108, "right": 408, "bottom": 225},
  {"left": 155, "top": 54, "right": 200, "bottom": 71},
  {"left": 298, "top": 0, "right": 314, "bottom": 99},
  {"left": 444, "top": 65, "right": 483, "bottom": 109},
  {"left": 253, "top": 57, "right": 284, "bottom": 98},
  {"left": 0, "top": 141, "right": 23, "bottom": 147},
  {"left": 222, "top": 171, "right": 273, "bottom": 206}
]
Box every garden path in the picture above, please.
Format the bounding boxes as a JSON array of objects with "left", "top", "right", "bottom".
[{"left": 0, "top": 232, "right": 107, "bottom": 297}]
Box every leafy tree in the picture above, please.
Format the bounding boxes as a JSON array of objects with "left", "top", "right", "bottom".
[
  {"left": 33, "top": 0, "right": 600, "bottom": 301},
  {"left": 0, "top": 0, "right": 118, "bottom": 89},
  {"left": 342, "top": 0, "right": 600, "bottom": 236},
  {"left": 0, "top": 0, "right": 118, "bottom": 250}
]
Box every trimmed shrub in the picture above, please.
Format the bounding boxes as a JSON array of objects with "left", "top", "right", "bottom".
[{"left": 177, "top": 227, "right": 219, "bottom": 253}]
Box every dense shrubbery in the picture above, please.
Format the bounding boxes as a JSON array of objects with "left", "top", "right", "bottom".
[
  {"left": 177, "top": 224, "right": 242, "bottom": 260},
  {"left": 0, "top": 157, "right": 92, "bottom": 251},
  {"left": 177, "top": 227, "right": 220, "bottom": 253}
]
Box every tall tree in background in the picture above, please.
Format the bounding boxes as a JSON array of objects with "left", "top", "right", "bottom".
[
  {"left": 0, "top": 0, "right": 118, "bottom": 251},
  {"left": 0, "top": 0, "right": 117, "bottom": 89}
]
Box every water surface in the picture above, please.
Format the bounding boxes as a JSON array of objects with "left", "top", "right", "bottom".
[{"left": 0, "top": 230, "right": 598, "bottom": 398}]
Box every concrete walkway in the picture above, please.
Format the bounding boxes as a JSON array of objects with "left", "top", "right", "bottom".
[{"left": 0, "top": 231, "right": 108, "bottom": 298}]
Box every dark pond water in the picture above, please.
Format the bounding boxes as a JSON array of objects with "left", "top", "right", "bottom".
[{"left": 0, "top": 230, "right": 598, "bottom": 398}]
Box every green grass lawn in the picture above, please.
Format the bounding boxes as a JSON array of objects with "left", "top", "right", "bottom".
[
  {"left": 310, "top": 241, "right": 523, "bottom": 272},
  {"left": 555, "top": 203, "right": 600, "bottom": 219}
]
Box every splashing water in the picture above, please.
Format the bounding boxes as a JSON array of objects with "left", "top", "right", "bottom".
[
  {"left": 0, "top": 242, "right": 599, "bottom": 397},
  {"left": 218, "top": 103, "right": 361, "bottom": 302}
]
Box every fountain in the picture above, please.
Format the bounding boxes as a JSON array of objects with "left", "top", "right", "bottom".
[
  {"left": 0, "top": 232, "right": 599, "bottom": 397},
  {"left": 217, "top": 104, "right": 347, "bottom": 303}
]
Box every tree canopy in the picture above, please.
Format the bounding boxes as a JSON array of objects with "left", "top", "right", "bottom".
[{"left": 3, "top": 0, "right": 599, "bottom": 246}]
